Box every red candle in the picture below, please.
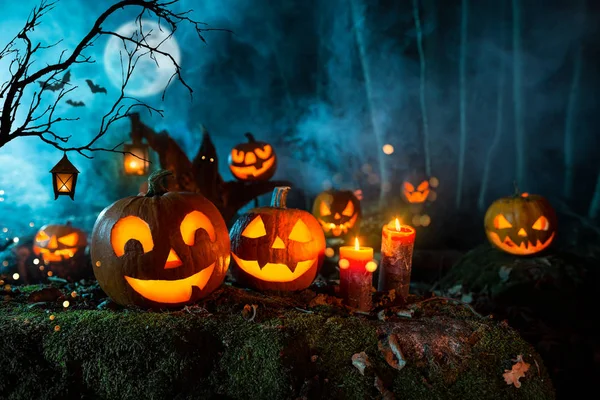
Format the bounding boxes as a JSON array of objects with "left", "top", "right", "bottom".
[
  {"left": 378, "top": 218, "right": 416, "bottom": 299},
  {"left": 339, "top": 238, "right": 377, "bottom": 311}
]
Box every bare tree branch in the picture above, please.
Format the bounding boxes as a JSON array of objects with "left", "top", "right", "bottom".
[{"left": 0, "top": 0, "right": 231, "bottom": 158}]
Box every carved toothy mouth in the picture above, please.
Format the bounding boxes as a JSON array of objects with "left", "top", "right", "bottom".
[
  {"left": 34, "top": 246, "right": 79, "bottom": 262},
  {"left": 488, "top": 232, "right": 555, "bottom": 255},
  {"left": 404, "top": 190, "right": 430, "bottom": 203},
  {"left": 318, "top": 214, "right": 358, "bottom": 236},
  {"left": 124, "top": 262, "right": 215, "bottom": 303},
  {"left": 231, "top": 253, "right": 316, "bottom": 282},
  {"left": 229, "top": 156, "right": 276, "bottom": 178}
]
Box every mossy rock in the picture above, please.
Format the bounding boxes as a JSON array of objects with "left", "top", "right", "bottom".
[
  {"left": 440, "top": 244, "right": 599, "bottom": 398},
  {"left": 0, "top": 284, "right": 554, "bottom": 400}
]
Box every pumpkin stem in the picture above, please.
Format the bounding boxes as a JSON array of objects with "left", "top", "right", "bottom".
[
  {"left": 513, "top": 181, "right": 520, "bottom": 196},
  {"left": 244, "top": 132, "right": 256, "bottom": 143},
  {"left": 271, "top": 186, "right": 291, "bottom": 208},
  {"left": 146, "top": 169, "right": 173, "bottom": 197}
]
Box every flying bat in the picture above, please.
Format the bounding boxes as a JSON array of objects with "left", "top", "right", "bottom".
[
  {"left": 38, "top": 71, "right": 71, "bottom": 92},
  {"left": 66, "top": 99, "right": 85, "bottom": 107},
  {"left": 85, "top": 79, "right": 107, "bottom": 94}
]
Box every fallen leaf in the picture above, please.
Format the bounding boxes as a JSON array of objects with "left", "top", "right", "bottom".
[
  {"left": 308, "top": 293, "right": 343, "bottom": 308},
  {"left": 27, "top": 287, "right": 62, "bottom": 303},
  {"left": 351, "top": 351, "right": 371, "bottom": 375},
  {"left": 378, "top": 333, "right": 406, "bottom": 371},
  {"left": 503, "top": 354, "right": 531, "bottom": 388},
  {"left": 499, "top": 266, "right": 512, "bottom": 283},
  {"left": 242, "top": 304, "right": 258, "bottom": 321}
]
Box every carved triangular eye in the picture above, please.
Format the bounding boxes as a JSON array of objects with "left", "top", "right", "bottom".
[
  {"left": 58, "top": 232, "right": 79, "bottom": 246},
  {"left": 493, "top": 214, "right": 513, "bottom": 229},
  {"left": 417, "top": 180, "right": 429, "bottom": 192},
  {"left": 320, "top": 201, "right": 331, "bottom": 216},
  {"left": 35, "top": 230, "right": 50, "bottom": 242},
  {"left": 403, "top": 182, "right": 415, "bottom": 192},
  {"left": 289, "top": 220, "right": 312, "bottom": 243},
  {"left": 532, "top": 216, "right": 549, "bottom": 231},
  {"left": 180, "top": 211, "right": 216, "bottom": 246},
  {"left": 341, "top": 201, "right": 354, "bottom": 217},
  {"left": 242, "top": 216, "right": 266, "bottom": 238}
]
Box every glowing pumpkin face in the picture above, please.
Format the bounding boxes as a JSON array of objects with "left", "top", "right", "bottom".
[
  {"left": 91, "top": 170, "right": 230, "bottom": 308},
  {"left": 228, "top": 132, "right": 277, "bottom": 181},
  {"left": 311, "top": 190, "right": 361, "bottom": 238},
  {"left": 33, "top": 223, "right": 87, "bottom": 264},
  {"left": 403, "top": 180, "right": 430, "bottom": 204},
  {"left": 230, "top": 187, "right": 325, "bottom": 291},
  {"left": 484, "top": 192, "right": 557, "bottom": 256}
]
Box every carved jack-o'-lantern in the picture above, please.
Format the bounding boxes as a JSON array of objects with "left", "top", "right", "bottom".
[
  {"left": 484, "top": 192, "right": 557, "bottom": 256},
  {"left": 228, "top": 133, "right": 277, "bottom": 181},
  {"left": 230, "top": 186, "right": 325, "bottom": 291},
  {"left": 33, "top": 223, "right": 87, "bottom": 264},
  {"left": 91, "top": 170, "right": 230, "bottom": 308},
  {"left": 311, "top": 190, "right": 361, "bottom": 238},
  {"left": 403, "top": 180, "right": 430, "bottom": 204}
]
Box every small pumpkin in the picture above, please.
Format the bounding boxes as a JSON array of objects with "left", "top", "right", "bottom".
[
  {"left": 91, "top": 170, "right": 230, "bottom": 308},
  {"left": 33, "top": 222, "right": 87, "bottom": 264},
  {"left": 484, "top": 191, "right": 557, "bottom": 256},
  {"left": 311, "top": 189, "right": 361, "bottom": 238},
  {"left": 230, "top": 186, "right": 325, "bottom": 291},
  {"left": 228, "top": 133, "right": 277, "bottom": 181}
]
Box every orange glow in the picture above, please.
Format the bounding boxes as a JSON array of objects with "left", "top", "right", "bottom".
[
  {"left": 35, "top": 230, "right": 50, "bottom": 242},
  {"left": 289, "top": 220, "right": 312, "bottom": 242},
  {"left": 354, "top": 237, "right": 360, "bottom": 250},
  {"left": 254, "top": 145, "right": 273, "bottom": 159},
  {"left": 403, "top": 181, "right": 430, "bottom": 203},
  {"left": 521, "top": 192, "right": 529, "bottom": 198},
  {"left": 241, "top": 216, "right": 267, "bottom": 238},
  {"left": 341, "top": 201, "right": 355, "bottom": 217},
  {"left": 229, "top": 156, "right": 276, "bottom": 179},
  {"left": 125, "top": 263, "right": 216, "bottom": 303},
  {"left": 493, "top": 214, "right": 513, "bottom": 229},
  {"left": 319, "top": 201, "right": 331, "bottom": 216},
  {"left": 180, "top": 211, "right": 216, "bottom": 245},
  {"left": 532, "top": 216, "right": 549, "bottom": 231},
  {"left": 317, "top": 213, "right": 358, "bottom": 236},
  {"left": 339, "top": 259, "right": 350, "bottom": 269},
  {"left": 111, "top": 216, "right": 154, "bottom": 257},
  {"left": 271, "top": 236, "right": 286, "bottom": 249},
  {"left": 48, "top": 236, "right": 58, "bottom": 249},
  {"left": 487, "top": 231, "right": 555, "bottom": 255},
  {"left": 382, "top": 144, "right": 394, "bottom": 155},
  {"left": 230, "top": 149, "right": 245, "bottom": 163},
  {"left": 517, "top": 228, "right": 528, "bottom": 237},
  {"left": 232, "top": 253, "right": 316, "bottom": 282},
  {"left": 395, "top": 218, "right": 401, "bottom": 231},
  {"left": 365, "top": 261, "right": 377, "bottom": 272},
  {"left": 165, "top": 249, "right": 183, "bottom": 269},
  {"left": 58, "top": 232, "right": 79, "bottom": 247},
  {"left": 56, "top": 173, "right": 74, "bottom": 193}
]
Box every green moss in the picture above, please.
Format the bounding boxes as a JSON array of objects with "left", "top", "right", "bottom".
[{"left": 0, "top": 286, "right": 555, "bottom": 400}]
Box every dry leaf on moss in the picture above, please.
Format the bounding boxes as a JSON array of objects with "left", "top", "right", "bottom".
[
  {"left": 378, "top": 333, "right": 406, "bottom": 371},
  {"left": 503, "top": 354, "right": 530, "bottom": 388},
  {"left": 351, "top": 352, "right": 371, "bottom": 375},
  {"left": 242, "top": 304, "right": 258, "bottom": 321}
]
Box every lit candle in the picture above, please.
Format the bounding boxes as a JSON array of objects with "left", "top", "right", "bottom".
[
  {"left": 378, "top": 218, "right": 416, "bottom": 299},
  {"left": 339, "top": 237, "right": 377, "bottom": 311}
]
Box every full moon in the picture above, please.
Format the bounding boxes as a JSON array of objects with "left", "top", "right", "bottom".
[{"left": 103, "top": 20, "right": 181, "bottom": 98}]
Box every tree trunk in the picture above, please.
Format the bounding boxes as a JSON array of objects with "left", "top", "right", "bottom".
[
  {"left": 512, "top": 0, "right": 526, "bottom": 188},
  {"left": 563, "top": 44, "right": 583, "bottom": 199},
  {"left": 478, "top": 0, "right": 507, "bottom": 211},
  {"left": 456, "top": 0, "right": 468, "bottom": 208},
  {"left": 412, "top": 0, "right": 432, "bottom": 177},
  {"left": 348, "top": 0, "right": 388, "bottom": 206}
]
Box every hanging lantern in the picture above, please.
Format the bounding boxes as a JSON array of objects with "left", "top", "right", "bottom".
[
  {"left": 50, "top": 154, "right": 79, "bottom": 200},
  {"left": 123, "top": 142, "right": 150, "bottom": 176}
]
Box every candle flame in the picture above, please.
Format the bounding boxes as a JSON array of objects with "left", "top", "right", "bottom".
[
  {"left": 395, "top": 218, "right": 401, "bottom": 231},
  {"left": 354, "top": 237, "right": 360, "bottom": 250}
]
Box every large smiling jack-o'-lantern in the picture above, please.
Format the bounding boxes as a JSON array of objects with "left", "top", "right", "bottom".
[
  {"left": 91, "top": 170, "right": 230, "bottom": 308},
  {"left": 311, "top": 190, "right": 361, "bottom": 238},
  {"left": 484, "top": 190, "right": 557, "bottom": 256},
  {"left": 228, "top": 133, "right": 277, "bottom": 181},
  {"left": 230, "top": 186, "right": 325, "bottom": 291}
]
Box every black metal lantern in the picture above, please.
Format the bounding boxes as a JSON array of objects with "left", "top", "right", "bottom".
[{"left": 50, "top": 154, "right": 79, "bottom": 200}]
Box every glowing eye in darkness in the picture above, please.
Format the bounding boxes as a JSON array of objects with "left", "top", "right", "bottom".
[
  {"left": 180, "top": 211, "right": 216, "bottom": 246},
  {"left": 493, "top": 214, "right": 513, "bottom": 229},
  {"left": 403, "top": 182, "right": 415, "bottom": 192},
  {"left": 111, "top": 216, "right": 154, "bottom": 257},
  {"left": 341, "top": 201, "right": 354, "bottom": 217},
  {"left": 254, "top": 145, "right": 272, "bottom": 160},
  {"left": 58, "top": 233, "right": 79, "bottom": 246},
  {"left": 35, "top": 231, "right": 50, "bottom": 242},
  {"left": 532, "top": 216, "right": 549, "bottom": 231},
  {"left": 241, "top": 216, "right": 266, "bottom": 238},
  {"left": 417, "top": 180, "right": 429, "bottom": 192},
  {"left": 320, "top": 201, "right": 331, "bottom": 216},
  {"left": 289, "top": 220, "right": 312, "bottom": 242}
]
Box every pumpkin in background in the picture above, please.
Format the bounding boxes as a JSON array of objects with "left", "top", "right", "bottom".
[
  {"left": 228, "top": 133, "right": 277, "bottom": 181},
  {"left": 33, "top": 222, "right": 87, "bottom": 264},
  {"left": 230, "top": 186, "right": 325, "bottom": 291},
  {"left": 91, "top": 170, "right": 230, "bottom": 308},
  {"left": 484, "top": 191, "right": 557, "bottom": 256},
  {"left": 311, "top": 190, "right": 361, "bottom": 238}
]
